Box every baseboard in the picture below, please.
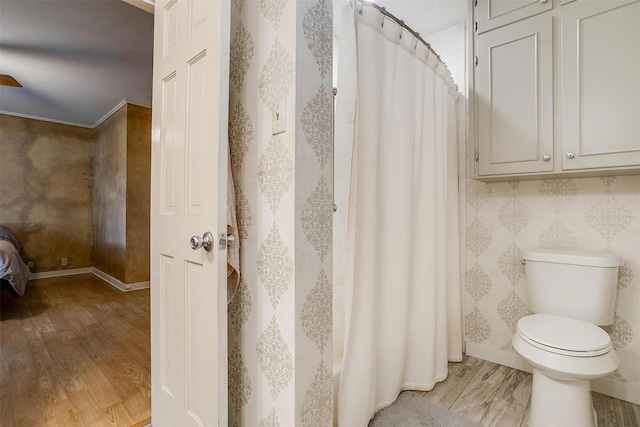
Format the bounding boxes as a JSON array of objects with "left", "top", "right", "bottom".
[
  {"left": 29, "top": 267, "right": 93, "bottom": 279},
  {"left": 129, "top": 418, "right": 152, "bottom": 427},
  {"left": 91, "top": 268, "right": 150, "bottom": 292},
  {"left": 464, "top": 341, "right": 640, "bottom": 405},
  {"left": 465, "top": 342, "right": 533, "bottom": 373},
  {"left": 592, "top": 377, "right": 640, "bottom": 406}
]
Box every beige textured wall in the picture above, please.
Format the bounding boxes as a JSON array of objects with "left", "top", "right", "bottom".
[
  {"left": 0, "top": 114, "right": 93, "bottom": 272},
  {"left": 125, "top": 104, "right": 151, "bottom": 283},
  {"left": 93, "top": 105, "right": 128, "bottom": 282},
  {"left": 93, "top": 103, "right": 151, "bottom": 284},
  {"left": 228, "top": 0, "right": 333, "bottom": 425}
]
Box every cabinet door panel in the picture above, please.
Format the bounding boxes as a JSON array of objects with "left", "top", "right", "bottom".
[
  {"left": 561, "top": 0, "right": 640, "bottom": 170},
  {"left": 476, "top": 16, "right": 553, "bottom": 176},
  {"left": 477, "top": 0, "right": 552, "bottom": 33}
]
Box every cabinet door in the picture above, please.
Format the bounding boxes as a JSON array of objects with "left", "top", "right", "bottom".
[
  {"left": 476, "top": 16, "right": 554, "bottom": 176},
  {"left": 477, "top": 0, "right": 552, "bottom": 33},
  {"left": 561, "top": 0, "right": 640, "bottom": 171}
]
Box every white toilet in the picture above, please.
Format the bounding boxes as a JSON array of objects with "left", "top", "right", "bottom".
[{"left": 512, "top": 248, "right": 623, "bottom": 427}]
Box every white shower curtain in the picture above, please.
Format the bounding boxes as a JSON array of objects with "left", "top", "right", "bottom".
[{"left": 337, "top": 4, "right": 462, "bottom": 426}]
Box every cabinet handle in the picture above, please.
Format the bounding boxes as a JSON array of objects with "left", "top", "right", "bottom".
[
  {"left": 566, "top": 152, "right": 575, "bottom": 159},
  {"left": 542, "top": 154, "right": 550, "bottom": 161}
]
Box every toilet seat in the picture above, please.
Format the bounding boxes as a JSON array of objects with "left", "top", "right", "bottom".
[{"left": 517, "top": 314, "right": 611, "bottom": 357}]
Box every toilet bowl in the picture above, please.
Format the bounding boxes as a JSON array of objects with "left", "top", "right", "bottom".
[
  {"left": 514, "top": 314, "right": 618, "bottom": 379},
  {"left": 512, "top": 314, "right": 619, "bottom": 427},
  {"left": 513, "top": 249, "right": 623, "bottom": 427}
]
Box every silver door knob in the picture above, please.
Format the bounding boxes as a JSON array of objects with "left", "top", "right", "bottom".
[
  {"left": 191, "top": 231, "right": 214, "bottom": 252},
  {"left": 566, "top": 152, "right": 575, "bottom": 159},
  {"left": 542, "top": 154, "right": 550, "bottom": 161}
]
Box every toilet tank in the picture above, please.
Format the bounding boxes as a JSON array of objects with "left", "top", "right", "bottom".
[{"left": 522, "top": 249, "right": 623, "bottom": 326}]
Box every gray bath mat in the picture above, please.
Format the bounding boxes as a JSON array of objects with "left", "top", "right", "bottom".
[{"left": 369, "top": 392, "right": 481, "bottom": 427}]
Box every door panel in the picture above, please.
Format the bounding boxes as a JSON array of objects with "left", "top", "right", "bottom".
[
  {"left": 159, "top": 254, "right": 175, "bottom": 398},
  {"left": 561, "top": 0, "right": 640, "bottom": 170},
  {"left": 476, "top": 16, "right": 554, "bottom": 176},
  {"left": 477, "top": 0, "right": 552, "bottom": 33}
]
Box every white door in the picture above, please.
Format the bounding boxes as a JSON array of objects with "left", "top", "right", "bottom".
[{"left": 150, "top": 0, "right": 230, "bottom": 426}]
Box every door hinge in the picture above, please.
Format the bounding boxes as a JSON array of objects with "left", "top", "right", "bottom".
[
  {"left": 475, "top": 151, "right": 479, "bottom": 162},
  {"left": 474, "top": 0, "right": 477, "bottom": 6},
  {"left": 475, "top": 56, "right": 478, "bottom": 66},
  {"left": 475, "top": 21, "right": 478, "bottom": 32}
]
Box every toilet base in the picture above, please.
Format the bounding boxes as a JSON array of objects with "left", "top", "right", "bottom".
[{"left": 530, "top": 368, "right": 595, "bottom": 427}]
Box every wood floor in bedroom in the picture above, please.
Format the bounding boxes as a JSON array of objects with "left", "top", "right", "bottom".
[
  {"left": 411, "top": 355, "right": 640, "bottom": 427},
  {"left": 0, "top": 274, "right": 150, "bottom": 427}
]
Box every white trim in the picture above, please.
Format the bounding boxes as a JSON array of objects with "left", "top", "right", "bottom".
[
  {"left": 91, "top": 99, "right": 152, "bottom": 128},
  {"left": 91, "top": 99, "right": 128, "bottom": 128},
  {"left": 91, "top": 267, "right": 150, "bottom": 292},
  {"left": 0, "top": 110, "right": 94, "bottom": 129},
  {"left": 465, "top": 341, "right": 640, "bottom": 405},
  {"left": 126, "top": 99, "right": 152, "bottom": 109},
  {"left": 122, "top": 0, "right": 155, "bottom": 14},
  {"left": 29, "top": 267, "right": 93, "bottom": 279},
  {"left": 2, "top": 99, "right": 152, "bottom": 130}
]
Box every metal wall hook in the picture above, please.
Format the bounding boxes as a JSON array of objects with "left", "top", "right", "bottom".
[
  {"left": 399, "top": 20, "right": 404, "bottom": 38},
  {"left": 359, "top": 1, "right": 363, "bottom": 15},
  {"left": 381, "top": 7, "right": 386, "bottom": 26},
  {"left": 415, "top": 33, "right": 420, "bottom": 49}
]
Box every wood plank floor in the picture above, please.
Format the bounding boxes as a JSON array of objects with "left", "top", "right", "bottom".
[
  {"left": 411, "top": 355, "right": 640, "bottom": 427},
  {"left": 0, "top": 274, "right": 150, "bottom": 427}
]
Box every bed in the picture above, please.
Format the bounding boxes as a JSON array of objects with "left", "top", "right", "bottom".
[{"left": 0, "top": 225, "right": 31, "bottom": 297}]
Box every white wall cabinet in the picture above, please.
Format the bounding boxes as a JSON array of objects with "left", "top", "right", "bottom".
[
  {"left": 476, "top": 16, "right": 553, "bottom": 176},
  {"left": 472, "top": 0, "right": 640, "bottom": 180},
  {"left": 560, "top": 0, "right": 640, "bottom": 171},
  {"left": 477, "top": 0, "right": 552, "bottom": 33}
]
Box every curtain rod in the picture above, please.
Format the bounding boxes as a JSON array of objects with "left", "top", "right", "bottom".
[{"left": 355, "top": 0, "right": 443, "bottom": 63}]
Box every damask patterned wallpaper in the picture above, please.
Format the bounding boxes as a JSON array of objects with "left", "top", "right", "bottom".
[
  {"left": 465, "top": 176, "right": 640, "bottom": 391},
  {"left": 228, "top": 0, "right": 333, "bottom": 425}
]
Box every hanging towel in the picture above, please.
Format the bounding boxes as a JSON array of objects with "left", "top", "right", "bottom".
[{"left": 227, "top": 154, "right": 241, "bottom": 303}]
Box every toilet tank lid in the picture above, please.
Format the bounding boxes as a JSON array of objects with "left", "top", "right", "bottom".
[{"left": 522, "top": 249, "right": 623, "bottom": 267}]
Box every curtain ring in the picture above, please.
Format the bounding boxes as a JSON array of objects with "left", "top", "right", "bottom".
[
  {"left": 399, "top": 20, "right": 404, "bottom": 38},
  {"left": 381, "top": 8, "right": 386, "bottom": 27},
  {"left": 415, "top": 33, "right": 420, "bottom": 50}
]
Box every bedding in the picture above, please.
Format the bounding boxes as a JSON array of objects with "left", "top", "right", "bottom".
[{"left": 0, "top": 226, "right": 31, "bottom": 297}]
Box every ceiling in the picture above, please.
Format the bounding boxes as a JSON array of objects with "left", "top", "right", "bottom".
[
  {"left": 0, "top": 0, "right": 466, "bottom": 128},
  {"left": 0, "top": 0, "right": 153, "bottom": 128},
  {"left": 333, "top": 0, "right": 469, "bottom": 40},
  {"left": 369, "top": 0, "right": 468, "bottom": 36}
]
